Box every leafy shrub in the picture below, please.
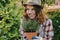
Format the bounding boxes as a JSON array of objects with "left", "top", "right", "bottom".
[
  {"left": 0, "top": 0, "right": 22, "bottom": 40},
  {"left": 22, "top": 19, "right": 39, "bottom": 32}
]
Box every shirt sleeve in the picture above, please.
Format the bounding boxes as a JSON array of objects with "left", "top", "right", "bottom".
[
  {"left": 48, "top": 19, "right": 54, "bottom": 37},
  {"left": 19, "top": 17, "right": 24, "bottom": 38},
  {"left": 45, "top": 19, "right": 54, "bottom": 40}
]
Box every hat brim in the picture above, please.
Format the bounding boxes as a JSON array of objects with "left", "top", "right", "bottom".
[{"left": 23, "top": 3, "right": 43, "bottom": 9}]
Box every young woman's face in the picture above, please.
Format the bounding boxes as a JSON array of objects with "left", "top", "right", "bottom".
[{"left": 25, "top": 5, "right": 36, "bottom": 19}]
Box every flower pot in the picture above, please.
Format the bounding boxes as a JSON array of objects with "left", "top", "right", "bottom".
[{"left": 24, "top": 32, "right": 37, "bottom": 40}]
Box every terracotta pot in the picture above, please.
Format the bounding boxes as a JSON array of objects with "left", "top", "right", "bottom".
[{"left": 24, "top": 32, "right": 37, "bottom": 40}]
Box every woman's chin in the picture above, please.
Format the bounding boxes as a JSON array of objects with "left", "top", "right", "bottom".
[{"left": 29, "top": 17, "right": 35, "bottom": 19}]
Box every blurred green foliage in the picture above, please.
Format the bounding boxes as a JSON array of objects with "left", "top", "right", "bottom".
[
  {"left": 48, "top": 12, "right": 60, "bottom": 40},
  {"left": 41, "top": 0, "right": 55, "bottom": 5},
  {"left": 0, "top": 0, "right": 23, "bottom": 40}
]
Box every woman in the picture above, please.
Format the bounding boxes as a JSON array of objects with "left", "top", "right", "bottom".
[{"left": 20, "top": 0, "right": 54, "bottom": 40}]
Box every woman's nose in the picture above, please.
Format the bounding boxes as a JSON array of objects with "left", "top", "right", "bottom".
[{"left": 28, "top": 10, "right": 32, "bottom": 13}]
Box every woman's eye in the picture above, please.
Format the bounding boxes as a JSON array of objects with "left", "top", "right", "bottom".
[
  {"left": 32, "top": 8, "right": 35, "bottom": 10},
  {"left": 25, "top": 8, "right": 29, "bottom": 11},
  {"left": 26, "top": 9, "right": 28, "bottom": 10},
  {"left": 25, "top": 8, "right": 35, "bottom": 11}
]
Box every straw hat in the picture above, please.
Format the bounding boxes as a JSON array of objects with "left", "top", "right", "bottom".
[{"left": 23, "top": 0, "right": 42, "bottom": 7}]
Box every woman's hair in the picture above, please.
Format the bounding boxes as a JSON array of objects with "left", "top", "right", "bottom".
[{"left": 23, "top": 5, "right": 46, "bottom": 24}]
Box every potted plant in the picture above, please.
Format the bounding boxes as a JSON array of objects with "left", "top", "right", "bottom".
[{"left": 22, "top": 19, "right": 39, "bottom": 40}]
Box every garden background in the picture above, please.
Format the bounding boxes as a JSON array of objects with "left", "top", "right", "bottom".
[{"left": 0, "top": 0, "right": 60, "bottom": 40}]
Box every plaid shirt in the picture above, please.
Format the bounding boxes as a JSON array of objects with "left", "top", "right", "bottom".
[
  {"left": 20, "top": 17, "right": 54, "bottom": 40},
  {"left": 38, "top": 18, "right": 54, "bottom": 40}
]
